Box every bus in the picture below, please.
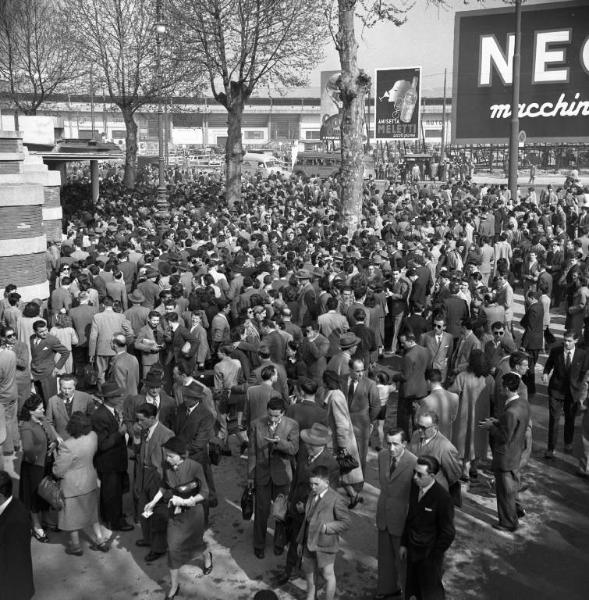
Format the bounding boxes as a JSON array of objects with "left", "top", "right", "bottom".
[{"left": 293, "top": 151, "right": 376, "bottom": 180}]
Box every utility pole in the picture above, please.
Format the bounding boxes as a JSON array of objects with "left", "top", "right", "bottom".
[
  {"left": 155, "top": 0, "right": 168, "bottom": 227},
  {"left": 90, "top": 69, "right": 95, "bottom": 139},
  {"left": 440, "top": 68, "right": 447, "bottom": 161},
  {"left": 508, "top": 0, "right": 522, "bottom": 200}
]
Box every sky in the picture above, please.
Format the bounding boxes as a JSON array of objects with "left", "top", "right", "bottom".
[{"left": 277, "top": 0, "right": 563, "bottom": 97}]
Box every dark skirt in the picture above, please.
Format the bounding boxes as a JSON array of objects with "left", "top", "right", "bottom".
[
  {"left": 19, "top": 461, "right": 49, "bottom": 514},
  {"left": 167, "top": 504, "right": 206, "bottom": 569}
]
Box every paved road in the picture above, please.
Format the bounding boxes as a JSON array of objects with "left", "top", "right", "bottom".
[{"left": 6, "top": 293, "right": 589, "bottom": 600}]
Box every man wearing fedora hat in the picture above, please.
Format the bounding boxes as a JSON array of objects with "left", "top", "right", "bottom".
[
  {"left": 91, "top": 382, "right": 134, "bottom": 531},
  {"left": 124, "top": 289, "right": 150, "bottom": 337},
  {"left": 124, "top": 369, "right": 177, "bottom": 432},
  {"left": 296, "top": 270, "right": 319, "bottom": 328},
  {"left": 132, "top": 403, "right": 174, "bottom": 562},
  {"left": 278, "top": 422, "right": 338, "bottom": 586},
  {"left": 326, "top": 332, "right": 360, "bottom": 377}
]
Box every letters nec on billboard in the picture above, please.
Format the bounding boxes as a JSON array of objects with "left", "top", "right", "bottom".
[{"left": 452, "top": 1, "right": 589, "bottom": 144}]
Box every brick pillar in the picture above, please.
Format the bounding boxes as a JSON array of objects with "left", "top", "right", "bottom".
[{"left": 0, "top": 132, "right": 49, "bottom": 301}]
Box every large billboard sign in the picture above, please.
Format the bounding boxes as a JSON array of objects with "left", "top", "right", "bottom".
[
  {"left": 374, "top": 67, "right": 421, "bottom": 140},
  {"left": 452, "top": 1, "right": 589, "bottom": 144},
  {"left": 320, "top": 70, "right": 342, "bottom": 141}
]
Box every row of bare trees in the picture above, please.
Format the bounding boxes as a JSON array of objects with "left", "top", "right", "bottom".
[{"left": 0, "top": 0, "right": 444, "bottom": 229}]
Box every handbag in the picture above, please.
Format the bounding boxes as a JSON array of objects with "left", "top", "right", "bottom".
[
  {"left": 81, "top": 363, "right": 98, "bottom": 388},
  {"left": 37, "top": 475, "right": 64, "bottom": 511},
  {"left": 271, "top": 493, "right": 288, "bottom": 522},
  {"left": 335, "top": 448, "right": 359, "bottom": 475},
  {"left": 209, "top": 441, "right": 221, "bottom": 466},
  {"left": 241, "top": 486, "right": 255, "bottom": 520},
  {"left": 544, "top": 326, "right": 555, "bottom": 345}
]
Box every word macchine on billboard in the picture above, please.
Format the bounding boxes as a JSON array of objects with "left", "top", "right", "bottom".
[
  {"left": 452, "top": 0, "right": 589, "bottom": 144},
  {"left": 374, "top": 67, "right": 422, "bottom": 140}
]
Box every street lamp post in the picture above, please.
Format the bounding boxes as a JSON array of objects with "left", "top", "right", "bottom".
[
  {"left": 508, "top": 0, "right": 522, "bottom": 201},
  {"left": 155, "top": 0, "right": 169, "bottom": 231}
]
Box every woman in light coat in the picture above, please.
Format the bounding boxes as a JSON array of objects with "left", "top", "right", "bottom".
[{"left": 53, "top": 411, "right": 109, "bottom": 555}]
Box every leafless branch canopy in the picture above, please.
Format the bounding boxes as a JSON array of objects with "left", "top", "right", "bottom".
[
  {"left": 0, "top": 0, "right": 83, "bottom": 114},
  {"left": 170, "top": 0, "right": 328, "bottom": 109},
  {"left": 66, "top": 0, "right": 198, "bottom": 113}
]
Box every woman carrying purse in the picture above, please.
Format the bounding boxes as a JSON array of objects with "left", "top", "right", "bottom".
[{"left": 18, "top": 394, "right": 58, "bottom": 543}]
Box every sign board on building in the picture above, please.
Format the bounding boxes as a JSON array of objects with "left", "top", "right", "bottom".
[
  {"left": 320, "top": 71, "right": 342, "bottom": 141},
  {"left": 0, "top": 115, "right": 55, "bottom": 145},
  {"left": 452, "top": 0, "right": 589, "bottom": 143},
  {"left": 374, "top": 67, "right": 421, "bottom": 140}
]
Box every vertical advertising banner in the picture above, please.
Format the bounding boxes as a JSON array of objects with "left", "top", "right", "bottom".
[
  {"left": 320, "top": 70, "right": 342, "bottom": 141},
  {"left": 374, "top": 67, "right": 421, "bottom": 140}
]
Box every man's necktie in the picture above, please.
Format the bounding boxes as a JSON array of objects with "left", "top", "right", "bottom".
[
  {"left": 566, "top": 351, "right": 572, "bottom": 369},
  {"left": 389, "top": 456, "right": 397, "bottom": 477},
  {"left": 114, "top": 409, "right": 123, "bottom": 427},
  {"left": 348, "top": 380, "right": 355, "bottom": 404},
  {"left": 65, "top": 400, "right": 73, "bottom": 418}
]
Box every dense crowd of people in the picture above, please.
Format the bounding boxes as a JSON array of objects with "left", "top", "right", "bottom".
[{"left": 1, "top": 164, "right": 589, "bottom": 600}]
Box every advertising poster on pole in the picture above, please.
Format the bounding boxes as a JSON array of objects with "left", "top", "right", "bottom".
[
  {"left": 320, "top": 70, "right": 342, "bottom": 144},
  {"left": 374, "top": 67, "right": 421, "bottom": 140}
]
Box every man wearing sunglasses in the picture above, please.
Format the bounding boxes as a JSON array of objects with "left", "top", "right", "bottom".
[
  {"left": 420, "top": 313, "right": 454, "bottom": 383},
  {"left": 400, "top": 455, "right": 455, "bottom": 600}
]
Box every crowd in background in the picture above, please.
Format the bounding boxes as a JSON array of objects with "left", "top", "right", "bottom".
[{"left": 1, "top": 164, "right": 589, "bottom": 600}]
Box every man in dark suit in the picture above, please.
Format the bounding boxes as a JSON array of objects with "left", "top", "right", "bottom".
[
  {"left": 124, "top": 368, "right": 177, "bottom": 432},
  {"left": 341, "top": 357, "right": 381, "bottom": 475},
  {"left": 351, "top": 308, "right": 377, "bottom": 368},
  {"left": 132, "top": 403, "right": 174, "bottom": 562},
  {"left": 69, "top": 291, "right": 98, "bottom": 376},
  {"left": 375, "top": 428, "right": 418, "bottom": 600},
  {"left": 520, "top": 291, "right": 544, "bottom": 394},
  {"left": 542, "top": 330, "right": 589, "bottom": 457},
  {"left": 278, "top": 423, "right": 338, "bottom": 585},
  {"left": 286, "top": 377, "right": 327, "bottom": 432},
  {"left": 174, "top": 383, "right": 217, "bottom": 506},
  {"left": 162, "top": 311, "right": 198, "bottom": 390},
  {"left": 0, "top": 470, "right": 34, "bottom": 600},
  {"left": 442, "top": 281, "right": 469, "bottom": 338},
  {"left": 394, "top": 331, "right": 431, "bottom": 438},
  {"left": 248, "top": 397, "right": 299, "bottom": 558},
  {"left": 30, "top": 319, "right": 70, "bottom": 403},
  {"left": 296, "top": 465, "right": 351, "bottom": 600},
  {"left": 480, "top": 373, "right": 531, "bottom": 532},
  {"left": 407, "top": 265, "right": 433, "bottom": 308},
  {"left": 401, "top": 302, "right": 430, "bottom": 343},
  {"left": 91, "top": 382, "right": 133, "bottom": 531},
  {"left": 46, "top": 373, "right": 96, "bottom": 439},
  {"left": 400, "top": 455, "right": 455, "bottom": 600}
]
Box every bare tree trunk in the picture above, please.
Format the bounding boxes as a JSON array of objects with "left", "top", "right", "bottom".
[
  {"left": 121, "top": 108, "right": 138, "bottom": 189},
  {"left": 224, "top": 87, "right": 246, "bottom": 210},
  {"left": 337, "top": 0, "right": 370, "bottom": 236}
]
